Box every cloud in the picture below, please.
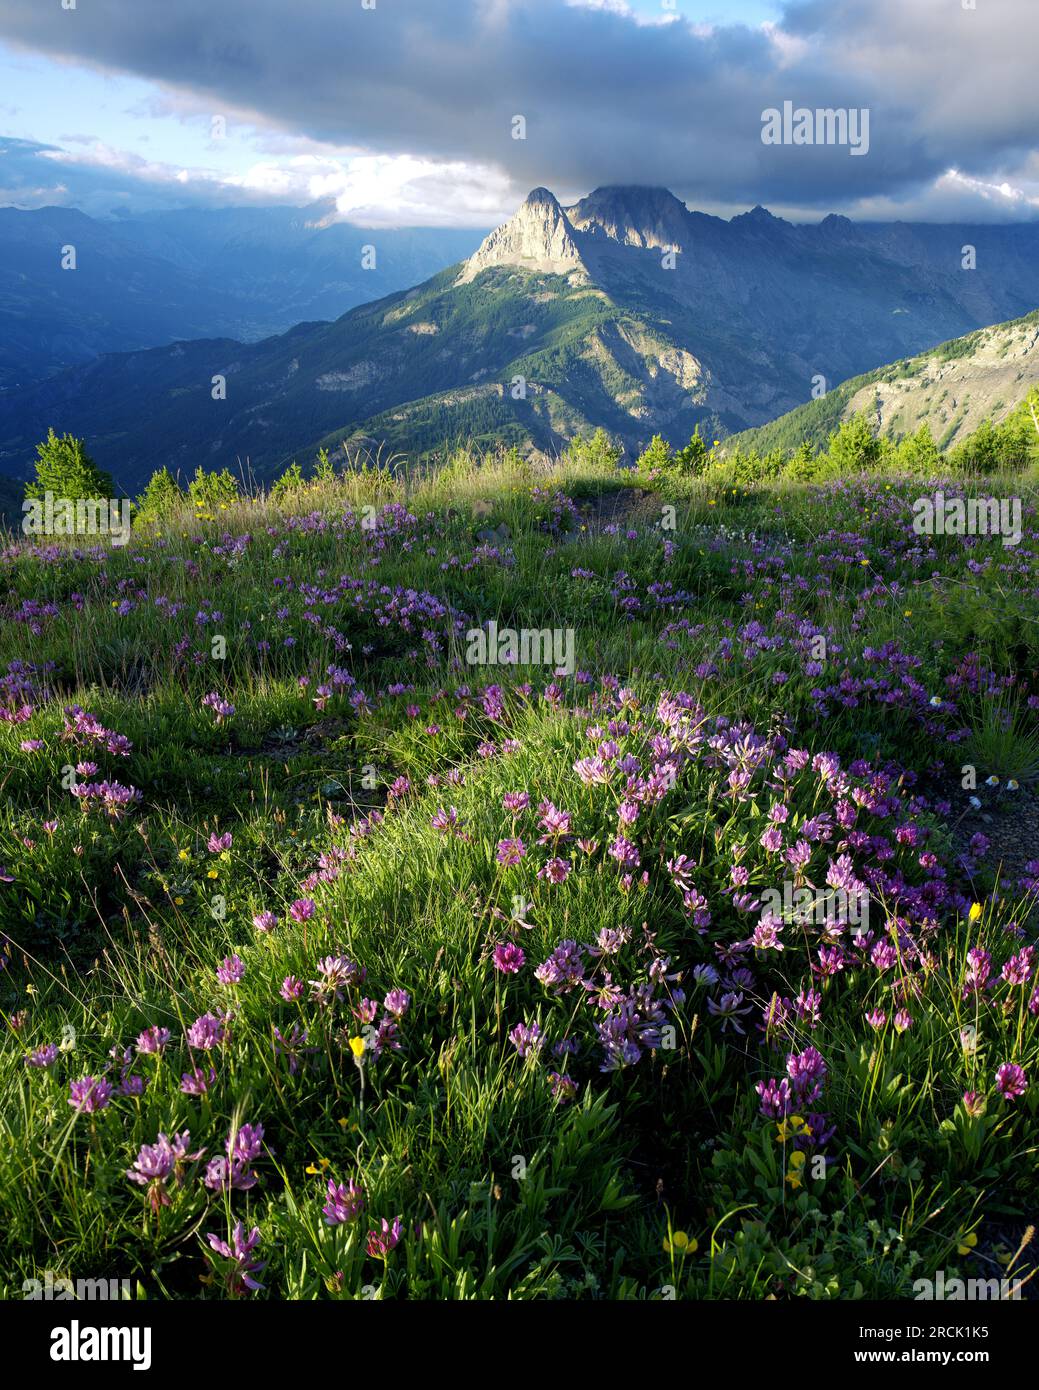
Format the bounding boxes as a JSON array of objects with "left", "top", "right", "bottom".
[
  {"left": 0, "top": 0, "right": 1035, "bottom": 221},
  {"left": 224, "top": 152, "right": 516, "bottom": 227},
  {"left": 0, "top": 135, "right": 220, "bottom": 214},
  {"left": 0, "top": 134, "right": 510, "bottom": 225},
  {"left": 842, "top": 168, "right": 1039, "bottom": 225}
]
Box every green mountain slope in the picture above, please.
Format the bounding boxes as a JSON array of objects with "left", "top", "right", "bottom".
[{"left": 724, "top": 309, "right": 1039, "bottom": 457}]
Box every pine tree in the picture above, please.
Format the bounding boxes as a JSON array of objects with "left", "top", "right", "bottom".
[
  {"left": 313, "top": 447, "right": 335, "bottom": 485},
  {"left": 825, "top": 413, "right": 884, "bottom": 472},
  {"left": 566, "top": 428, "right": 621, "bottom": 470},
  {"left": 271, "top": 461, "right": 305, "bottom": 501},
  {"left": 134, "top": 467, "right": 183, "bottom": 530},
  {"left": 636, "top": 434, "right": 674, "bottom": 473},
  {"left": 674, "top": 426, "right": 709, "bottom": 472},
  {"left": 897, "top": 424, "right": 941, "bottom": 475},
  {"left": 188, "top": 466, "right": 239, "bottom": 513},
  {"left": 950, "top": 418, "right": 1001, "bottom": 474},
  {"left": 784, "top": 439, "right": 818, "bottom": 480},
  {"left": 25, "top": 430, "right": 113, "bottom": 503}
]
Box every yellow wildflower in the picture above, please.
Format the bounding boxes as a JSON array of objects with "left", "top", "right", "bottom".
[{"left": 776, "top": 1115, "right": 811, "bottom": 1143}]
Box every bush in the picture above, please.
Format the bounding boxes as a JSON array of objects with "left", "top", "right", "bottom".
[
  {"left": 703, "top": 446, "right": 781, "bottom": 490},
  {"left": 188, "top": 466, "right": 239, "bottom": 513},
  {"left": 950, "top": 394, "right": 1039, "bottom": 473},
  {"left": 673, "top": 427, "right": 710, "bottom": 473},
  {"left": 637, "top": 428, "right": 713, "bottom": 476},
  {"left": 270, "top": 461, "right": 305, "bottom": 501},
  {"left": 312, "top": 447, "right": 336, "bottom": 486},
  {"left": 948, "top": 418, "right": 1002, "bottom": 474}
]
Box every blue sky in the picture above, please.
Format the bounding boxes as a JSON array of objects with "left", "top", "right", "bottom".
[
  {"left": 0, "top": 0, "right": 1035, "bottom": 226},
  {"left": 626, "top": 0, "right": 777, "bottom": 19},
  {"left": 1, "top": 43, "right": 284, "bottom": 192}
]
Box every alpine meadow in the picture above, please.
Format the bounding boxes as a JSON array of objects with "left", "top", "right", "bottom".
[{"left": 0, "top": 0, "right": 1038, "bottom": 1354}]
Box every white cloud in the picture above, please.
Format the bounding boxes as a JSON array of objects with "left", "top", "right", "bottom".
[{"left": 31, "top": 137, "right": 513, "bottom": 225}]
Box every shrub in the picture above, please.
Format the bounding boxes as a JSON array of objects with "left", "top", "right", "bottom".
[
  {"left": 673, "top": 427, "right": 710, "bottom": 473},
  {"left": 949, "top": 418, "right": 1003, "bottom": 474},
  {"left": 188, "top": 466, "right": 239, "bottom": 513},
  {"left": 312, "top": 447, "right": 336, "bottom": 486},
  {"left": 270, "top": 461, "right": 305, "bottom": 501}
]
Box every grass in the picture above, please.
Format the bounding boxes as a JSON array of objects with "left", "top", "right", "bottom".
[{"left": 1, "top": 447, "right": 1038, "bottom": 1300}]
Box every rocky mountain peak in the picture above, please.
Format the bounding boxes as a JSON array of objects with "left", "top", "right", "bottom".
[
  {"left": 565, "top": 184, "right": 692, "bottom": 249},
  {"left": 730, "top": 204, "right": 788, "bottom": 232},
  {"left": 457, "top": 187, "right": 585, "bottom": 284},
  {"left": 818, "top": 212, "right": 854, "bottom": 234}
]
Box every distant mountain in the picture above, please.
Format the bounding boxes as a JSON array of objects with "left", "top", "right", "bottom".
[
  {"left": 3, "top": 185, "right": 1039, "bottom": 490},
  {"left": 0, "top": 204, "right": 485, "bottom": 389},
  {"left": 107, "top": 204, "right": 487, "bottom": 332},
  {"left": 724, "top": 309, "right": 1039, "bottom": 457}
]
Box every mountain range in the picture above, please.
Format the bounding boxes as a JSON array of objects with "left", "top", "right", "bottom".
[
  {"left": 2, "top": 185, "right": 1039, "bottom": 491},
  {"left": 0, "top": 203, "right": 484, "bottom": 390}
]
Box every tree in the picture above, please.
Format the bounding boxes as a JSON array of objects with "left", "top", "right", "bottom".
[
  {"left": 949, "top": 418, "right": 1001, "bottom": 474},
  {"left": 896, "top": 423, "right": 942, "bottom": 475},
  {"left": 312, "top": 447, "right": 336, "bottom": 485},
  {"left": 993, "top": 390, "right": 1039, "bottom": 468},
  {"left": 270, "top": 460, "right": 305, "bottom": 501},
  {"left": 674, "top": 426, "right": 710, "bottom": 473},
  {"left": 565, "top": 427, "right": 622, "bottom": 470},
  {"left": 824, "top": 412, "right": 885, "bottom": 472},
  {"left": 636, "top": 433, "right": 674, "bottom": 473},
  {"left": 25, "top": 430, "right": 113, "bottom": 503},
  {"left": 783, "top": 439, "right": 820, "bottom": 480},
  {"left": 134, "top": 467, "right": 183, "bottom": 530}
]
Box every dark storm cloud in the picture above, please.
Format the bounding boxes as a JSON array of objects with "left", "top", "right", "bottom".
[{"left": 0, "top": 0, "right": 1035, "bottom": 215}]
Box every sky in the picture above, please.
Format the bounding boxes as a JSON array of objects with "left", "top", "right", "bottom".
[{"left": 0, "top": 0, "right": 1036, "bottom": 227}]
